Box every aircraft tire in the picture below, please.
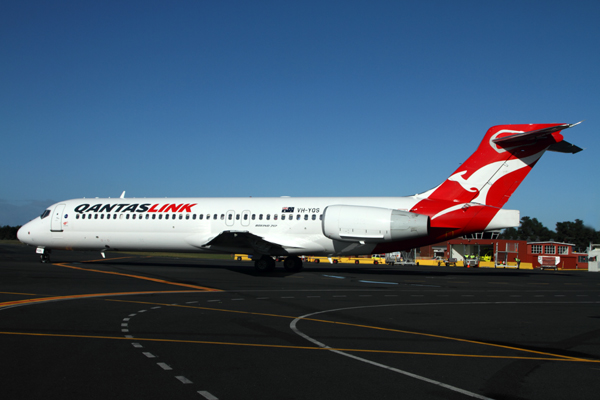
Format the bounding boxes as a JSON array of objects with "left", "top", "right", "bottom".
[
  {"left": 255, "top": 256, "right": 276, "bottom": 273},
  {"left": 283, "top": 256, "right": 303, "bottom": 272}
]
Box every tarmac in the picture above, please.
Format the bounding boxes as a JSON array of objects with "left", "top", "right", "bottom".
[{"left": 2, "top": 243, "right": 600, "bottom": 400}]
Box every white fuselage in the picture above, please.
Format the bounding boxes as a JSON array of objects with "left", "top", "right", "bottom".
[{"left": 18, "top": 196, "right": 421, "bottom": 257}]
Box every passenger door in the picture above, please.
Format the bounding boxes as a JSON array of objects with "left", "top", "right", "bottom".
[{"left": 51, "top": 204, "right": 66, "bottom": 232}]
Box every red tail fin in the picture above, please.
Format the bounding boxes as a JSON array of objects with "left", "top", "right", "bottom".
[{"left": 422, "top": 123, "right": 579, "bottom": 208}]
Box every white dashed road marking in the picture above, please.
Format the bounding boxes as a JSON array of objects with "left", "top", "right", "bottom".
[
  {"left": 157, "top": 362, "right": 173, "bottom": 370},
  {"left": 176, "top": 376, "right": 193, "bottom": 384},
  {"left": 198, "top": 390, "right": 219, "bottom": 399}
]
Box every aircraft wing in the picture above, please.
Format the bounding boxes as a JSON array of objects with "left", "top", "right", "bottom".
[{"left": 201, "top": 230, "right": 305, "bottom": 254}]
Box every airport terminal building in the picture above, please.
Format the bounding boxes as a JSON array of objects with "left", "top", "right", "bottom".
[{"left": 417, "top": 234, "right": 588, "bottom": 270}]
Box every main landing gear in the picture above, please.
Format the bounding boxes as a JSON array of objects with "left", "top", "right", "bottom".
[
  {"left": 254, "top": 255, "right": 304, "bottom": 273},
  {"left": 254, "top": 255, "right": 276, "bottom": 273},
  {"left": 283, "top": 255, "right": 303, "bottom": 272}
]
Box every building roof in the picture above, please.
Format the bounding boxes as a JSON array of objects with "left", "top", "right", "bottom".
[{"left": 527, "top": 241, "right": 575, "bottom": 246}]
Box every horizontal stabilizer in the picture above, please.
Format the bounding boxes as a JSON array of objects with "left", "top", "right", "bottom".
[
  {"left": 548, "top": 140, "right": 583, "bottom": 154},
  {"left": 492, "top": 121, "right": 581, "bottom": 147}
]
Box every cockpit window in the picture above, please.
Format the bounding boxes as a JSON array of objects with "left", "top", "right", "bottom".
[{"left": 40, "top": 210, "right": 51, "bottom": 219}]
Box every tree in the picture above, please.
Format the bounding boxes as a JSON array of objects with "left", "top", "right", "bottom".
[
  {"left": 500, "top": 216, "right": 555, "bottom": 241},
  {"left": 555, "top": 219, "right": 600, "bottom": 252},
  {"left": 0, "top": 225, "right": 21, "bottom": 240},
  {"left": 500, "top": 217, "right": 600, "bottom": 252}
]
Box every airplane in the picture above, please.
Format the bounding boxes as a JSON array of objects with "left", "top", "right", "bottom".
[{"left": 17, "top": 122, "right": 583, "bottom": 272}]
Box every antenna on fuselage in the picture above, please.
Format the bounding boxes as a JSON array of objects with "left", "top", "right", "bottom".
[{"left": 120, "top": 191, "right": 126, "bottom": 199}]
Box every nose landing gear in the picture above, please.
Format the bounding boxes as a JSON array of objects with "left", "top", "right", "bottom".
[{"left": 36, "top": 247, "right": 51, "bottom": 263}]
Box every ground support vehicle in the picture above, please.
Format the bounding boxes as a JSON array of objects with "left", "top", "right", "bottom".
[{"left": 539, "top": 256, "right": 560, "bottom": 270}]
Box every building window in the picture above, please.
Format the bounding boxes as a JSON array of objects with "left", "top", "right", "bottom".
[
  {"left": 579, "top": 255, "right": 588, "bottom": 263},
  {"left": 532, "top": 245, "right": 542, "bottom": 254},
  {"left": 544, "top": 245, "right": 555, "bottom": 254},
  {"left": 557, "top": 246, "right": 568, "bottom": 255}
]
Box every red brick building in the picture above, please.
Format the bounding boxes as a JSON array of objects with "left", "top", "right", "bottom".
[
  {"left": 527, "top": 241, "right": 588, "bottom": 270},
  {"left": 418, "top": 236, "right": 588, "bottom": 270}
]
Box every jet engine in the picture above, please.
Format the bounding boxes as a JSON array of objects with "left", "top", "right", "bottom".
[{"left": 322, "top": 205, "right": 429, "bottom": 243}]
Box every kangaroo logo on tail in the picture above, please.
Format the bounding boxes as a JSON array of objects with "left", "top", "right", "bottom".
[{"left": 411, "top": 122, "right": 582, "bottom": 235}]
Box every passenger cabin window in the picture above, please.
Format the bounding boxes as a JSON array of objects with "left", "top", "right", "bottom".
[
  {"left": 266, "top": 214, "right": 270, "bottom": 220},
  {"left": 304, "top": 215, "right": 308, "bottom": 220},
  {"left": 274, "top": 215, "right": 278, "bottom": 220},
  {"left": 312, "top": 214, "right": 316, "bottom": 220},
  {"left": 296, "top": 215, "right": 301, "bottom": 220},
  {"left": 213, "top": 214, "right": 218, "bottom": 220},
  {"left": 259, "top": 214, "right": 263, "bottom": 220}
]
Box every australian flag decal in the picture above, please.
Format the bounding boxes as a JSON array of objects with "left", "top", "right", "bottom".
[{"left": 282, "top": 207, "right": 295, "bottom": 213}]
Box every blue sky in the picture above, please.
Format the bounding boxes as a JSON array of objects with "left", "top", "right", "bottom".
[{"left": 1, "top": 0, "right": 599, "bottom": 230}]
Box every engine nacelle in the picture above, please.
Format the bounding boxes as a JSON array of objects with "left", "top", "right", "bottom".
[{"left": 322, "top": 205, "right": 429, "bottom": 243}]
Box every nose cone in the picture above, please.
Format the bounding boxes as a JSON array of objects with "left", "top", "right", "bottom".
[{"left": 17, "top": 223, "right": 33, "bottom": 245}]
